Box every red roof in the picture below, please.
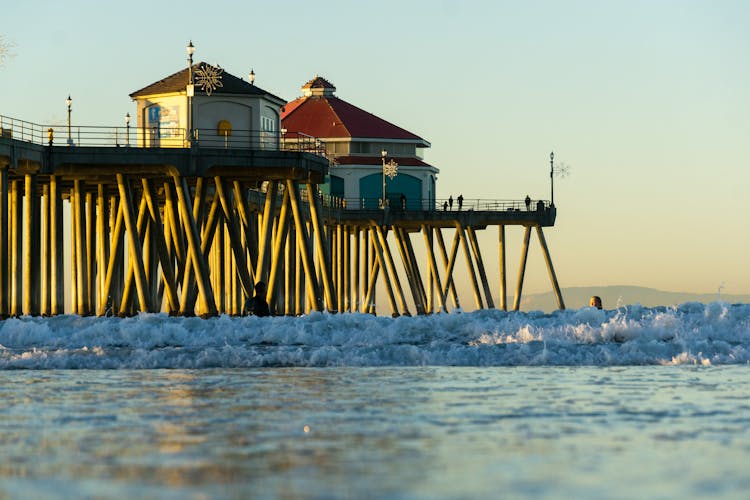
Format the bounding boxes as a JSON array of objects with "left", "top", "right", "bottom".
[
  {"left": 282, "top": 95, "right": 428, "bottom": 145},
  {"left": 332, "top": 156, "right": 433, "bottom": 168}
]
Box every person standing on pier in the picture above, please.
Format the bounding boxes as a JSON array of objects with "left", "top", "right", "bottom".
[
  {"left": 457, "top": 194, "right": 463, "bottom": 211},
  {"left": 525, "top": 195, "right": 531, "bottom": 211},
  {"left": 449, "top": 195, "right": 453, "bottom": 210}
]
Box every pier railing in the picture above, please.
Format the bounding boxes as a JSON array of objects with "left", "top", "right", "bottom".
[
  {"left": 318, "top": 196, "right": 551, "bottom": 213},
  {"left": 0, "top": 114, "right": 327, "bottom": 156}
]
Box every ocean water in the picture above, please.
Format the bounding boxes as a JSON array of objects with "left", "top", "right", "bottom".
[{"left": 1, "top": 303, "right": 749, "bottom": 498}]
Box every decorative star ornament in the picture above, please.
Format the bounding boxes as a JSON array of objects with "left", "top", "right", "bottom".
[
  {"left": 194, "top": 63, "right": 224, "bottom": 96},
  {"left": 383, "top": 159, "right": 399, "bottom": 179}
]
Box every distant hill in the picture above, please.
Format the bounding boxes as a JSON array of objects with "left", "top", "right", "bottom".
[{"left": 521, "top": 285, "right": 750, "bottom": 312}]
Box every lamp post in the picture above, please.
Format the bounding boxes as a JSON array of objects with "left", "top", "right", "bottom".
[
  {"left": 125, "top": 112, "right": 131, "bottom": 146},
  {"left": 248, "top": 69, "right": 255, "bottom": 85},
  {"left": 549, "top": 151, "right": 554, "bottom": 207},
  {"left": 66, "top": 95, "right": 72, "bottom": 145},
  {"left": 280, "top": 127, "right": 287, "bottom": 150},
  {"left": 381, "top": 148, "right": 398, "bottom": 209},
  {"left": 186, "top": 40, "right": 195, "bottom": 145}
]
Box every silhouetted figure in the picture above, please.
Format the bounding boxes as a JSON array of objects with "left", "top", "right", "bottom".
[
  {"left": 589, "top": 296, "right": 602, "bottom": 310},
  {"left": 457, "top": 194, "right": 463, "bottom": 210},
  {"left": 449, "top": 195, "right": 453, "bottom": 210},
  {"left": 443, "top": 200, "right": 448, "bottom": 211},
  {"left": 525, "top": 195, "right": 531, "bottom": 211},
  {"left": 245, "top": 281, "right": 270, "bottom": 317}
]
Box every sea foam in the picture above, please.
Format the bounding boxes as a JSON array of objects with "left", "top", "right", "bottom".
[{"left": 0, "top": 302, "right": 748, "bottom": 369}]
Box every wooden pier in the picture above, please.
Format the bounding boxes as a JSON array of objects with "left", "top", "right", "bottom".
[{"left": 0, "top": 119, "right": 565, "bottom": 317}]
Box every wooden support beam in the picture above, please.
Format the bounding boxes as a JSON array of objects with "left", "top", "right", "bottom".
[
  {"left": 343, "top": 225, "right": 351, "bottom": 312},
  {"left": 182, "top": 188, "right": 221, "bottom": 315},
  {"left": 335, "top": 224, "right": 343, "bottom": 311},
  {"left": 402, "top": 227, "right": 428, "bottom": 313},
  {"left": 375, "top": 225, "right": 409, "bottom": 316},
  {"left": 370, "top": 226, "right": 399, "bottom": 317},
  {"left": 23, "top": 174, "right": 40, "bottom": 315},
  {"left": 110, "top": 194, "right": 125, "bottom": 313},
  {"left": 173, "top": 175, "right": 217, "bottom": 316},
  {"left": 265, "top": 189, "right": 292, "bottom": 308},
  {"left": 50, "top": 176, "right": 63, "bottom": 315},
  {"left": 456, "top": 222, "right": 483, "bottom": 310},
  {"left": 535, "top": 225, "right": 566, "bottom": 310},
  {"left": 142, "top": 178, "right": 179, "bottom": 313},
  {"left": 117, "top": 174, "right": 153, "bottom": 312},
  {"left": 498, "top": 225, "right": 507, "bottom": 311},
  {"left": 286, "top": 179, "right": 323, "bottom": 312},
  {"left": 285, "top": 224, "right": 295, "bottom": 315},
  {"left": 306, "top": 184, "right": 336, "bottom": 312},
  {"left": 162, "top": 181, "right": 185, "bottom": 279},
  {"left": 73, "top": 180, "right": 90, "bottom": 315},
  {"left": 255, "top": 180, "right": 278, "bottom": 283},
  {"left": 232, "top": 181, "right": 258, "bottom": 273},
  {"left": 98, "top": 200, "right": 125, "bottom": 316},
  {"left": 393, "top": 227, "right": 426, "bottom": 315},
  {"left": 512, "top": 225, "right": 532, "bottom": 311},
  {"left": 421, "top": 224, "right": 446, "bottom": 313},
  {"left": 467, "top": 226, "right": 495, "bottom": 309},
  {"left": 0, "top": 166, "right": 8, "bottom": 316},
  {"left": 295, "top": 226, "right": 304, "bottom": 315},
  {"left": 435, "top": 228, "right": 460, "bottom": 310},
  {"left": 85, "top": 191, "right": 95, "bottom": 313},
  {"left": 96, "top": 185, "right": 110, "bottom": 314},
  {"left": 41, "top": 184, "right": 50, "bottom": 316},
  {"left": 10, "top": 181, "right": 20, "bottom": 316},
  {"left": 117, "top": 179, "right": 152, "bottom": 313},
  {"left": 214, "top": 176, "right": 255, "bottom": 300}
]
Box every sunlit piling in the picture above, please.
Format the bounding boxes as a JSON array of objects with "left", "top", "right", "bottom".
[{"left": 0, "top": 120, "right": 565, "bottom": 317}]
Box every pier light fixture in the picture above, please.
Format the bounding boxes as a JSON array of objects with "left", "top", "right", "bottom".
[
  {"left": 549, "top": 151, "right": 557, "bottom": 207},
  {"left": 186, "top": 41, "right": 195, "bottom": 145},
  {"left": 125, "top": 112, "right": 131, "bottom": 146},
  {"left": 248, "top": 69, "right": 255, "bottom": 85},
  {"left": 280, "top": 127, "right": 287, "bottom": 149},
  {"left": 66, "top": 95, "right": 72, "bottom": 145},
  {"left": 381, "top": 148, "right": 398, "bottom": 209}
]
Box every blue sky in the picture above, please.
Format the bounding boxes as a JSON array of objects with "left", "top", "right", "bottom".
[{"left": 2, "top": 0, "right": 749, "bottom": 299}]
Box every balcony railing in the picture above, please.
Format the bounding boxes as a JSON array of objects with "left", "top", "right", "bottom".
[{"left": 0, "top": 115, "right": 327, "bottom": 157}]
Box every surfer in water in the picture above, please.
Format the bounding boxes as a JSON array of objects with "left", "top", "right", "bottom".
[
  {"left": 245, "top": 281, "right": 270, "bottom": 317},
  {"left": 589, "top": 295, "right": 602, "bottom": 310}
]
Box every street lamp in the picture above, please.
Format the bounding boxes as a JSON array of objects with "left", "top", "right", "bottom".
[
  {"left": 280, "top": 127, "right": 287, "bottom": 150},
  {"left": 125, "top": 112, "right": 131, "bottom": 146},
  {"left": 549, "top": 151, "right": 554, "bottom": 206},
  {"left": 248, "top": 69, "right": 255, "bottom": 85},
  {"left": 186, "top": 40, "right": 196, "bottom": 145},
  {"left": 66, "top": 95, "right": 72, "bottom": 145},
  {"left": 381, "top": 148, "right": 398, "bottom": 209}
]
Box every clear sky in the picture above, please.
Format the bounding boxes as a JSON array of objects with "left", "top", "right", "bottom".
[{"left": 2, "top": 0, "right": 748, "bottom": 299}]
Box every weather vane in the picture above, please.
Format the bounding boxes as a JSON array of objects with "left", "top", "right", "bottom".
[{"left": 194, "top": 63, "right": 224, "bottom": 96}]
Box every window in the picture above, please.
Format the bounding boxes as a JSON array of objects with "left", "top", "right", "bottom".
[{"left": 260, "top": 116, "right": 276, "bottom": 133}]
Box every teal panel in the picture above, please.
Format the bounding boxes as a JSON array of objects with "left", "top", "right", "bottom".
[
  {"left": 318, "top": 175, "right": 344, "bottom": 198},
  {"left": 359, "top": 172, "right": 422, "bottom": 210}
]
